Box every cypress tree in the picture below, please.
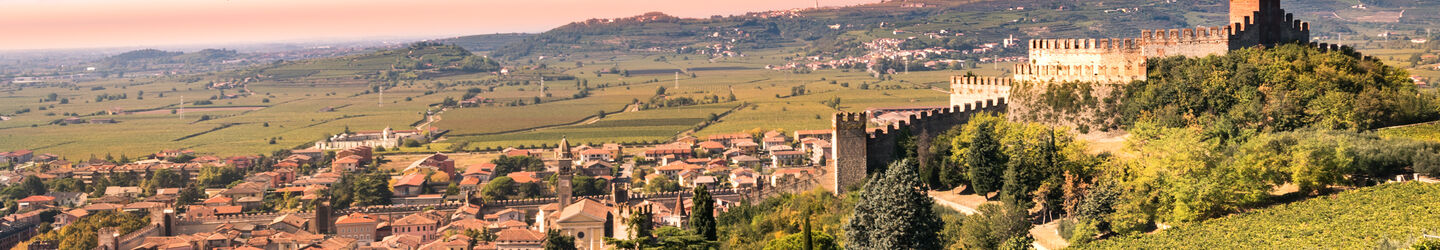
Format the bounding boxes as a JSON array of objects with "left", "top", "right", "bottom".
[
  {"left": 690, "top": 185, "right": 717, "bottom": 240},
  {"left": 844, "top": 159, "right": 943, "bottom": 249}
]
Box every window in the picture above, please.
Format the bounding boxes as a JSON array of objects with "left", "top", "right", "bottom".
[{"left": 577, "top": 231, "right": 585, "bottom": 239}]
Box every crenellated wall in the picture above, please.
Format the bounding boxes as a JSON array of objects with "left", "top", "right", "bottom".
[
  {"left": 827, "top": 99, "right": 1007, "bottom": 193},
  {"left": 1138, "top": 26, "right": 1233, "bottom": 58}
]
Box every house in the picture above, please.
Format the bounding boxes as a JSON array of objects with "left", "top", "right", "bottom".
[
  {"left": 705, "top": 133, "right": 752, "bottom": 146},
  {"left": 407, "top": 153, "right": 457, "bottom": 178},
  {"left": 579, "top": 149, "right": 612, "bottom": 162},
  {"left": 730, "top": 155, "right": 762, "bottom": 168},
  {"left": 690, "top": 176, "right": 717, "bottom": 189},
  {"left": 488, "top": 208, "right": 527, "bottom": 223},
  {"left": 697, "top": 141, "right": 726, "bottom": 155},
  {"left": 336, "top": 213, "right": 381, "bottom": 245},
  {"left": 761, "top": 136, "right": 788, "bottom": 150},
  {"left": 494, "top": 228, "right": 545, "bottom": 250},
  {"left": 463, "top": 163, "right": 495, "bottom": 182},
  {"left": 731, "top": 140, "right": 760, "bottom": 154},
  {"left": 204, "top": 196, "right": 234, "bottom": 207},
  {"left": 393, "top": 173, "right": 428, "bottom": 197},
  {"left": 336, "top": 146, "right": 373, "bottom": 164},
  {"left": 268, "top": 214, "right": 309, "bottom": 233},
  {"left": 0, "top": 150, "right": 34, "bottom": 164},
  {"left": 793, "top": 129, "right": 832, "bottom": 141},
  {"left": 332, "top": 155, "right": 365, "bottom": 173},
  {"left": 156, "top": 149, "right": 195, "bottom": 159},
  {"left": 393, "top": 211, "right": 445, "bottom": 242},
  {"left": 642, "top": 148, "right": 694, "bottom": 162},
  {"left": 47, "top": 192, "right": 87, "bottom": 207},
  {"left": 104, "top": 186, "right": 143, "bottom": 197},
  {"left": 221, "top": 182, "right": 267, "bottom": 200},
  {"left": 770, "top": 150, "right": 807, "bottom": 166},
  {"left": 602, "top": 143, "right": 624, "bottom": 160},
  {"left": 16, "top": 195, "right": 54, "bottom": 210},
  {"left": 578, "top": 161, "right": 612, "bottom": 176},
  {"left": 55, "top": 208, "right": 89, "bottom": 228}
]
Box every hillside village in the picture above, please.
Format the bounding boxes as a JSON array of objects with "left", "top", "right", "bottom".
[{"left": 0, "top": 123, "right": 841, "bottom": 249}]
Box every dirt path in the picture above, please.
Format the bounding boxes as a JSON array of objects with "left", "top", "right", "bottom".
[
  {"left": 928, "top": 187, "right": 1070, "bottom": 250},
  {"left": 1030, "top": 220, "right": 1070, "bottom": 250}
]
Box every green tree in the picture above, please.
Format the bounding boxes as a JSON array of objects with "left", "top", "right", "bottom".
[
  {"left": 958, "top": 200, "right": 1034, "bottom": 250},
  {"left": 690, "top": 185, "right": 717, "bottom": 241},
  {"left": 482, "top": 176, "right": 517, "bottom": 201},
  {"left": 196, "top": 166, "right": 243, "bottom": 188},
  {"left": 764, "top": 231, "right": 840, "bottom": 250},
  {"left": 21, "top": 175, "right": 46, "bottom": 197},
  {"left": 843, "top": 159, "right": 943, "bottom": 249},
  {"left": 955, "top": 114, "right": 1007, "bottom": 195},
  {"left": 145, "top": 168, "right": 184, "bottom": 193},
  {"left": 544, "top": 229, "right": 578, "bottom": 250}
]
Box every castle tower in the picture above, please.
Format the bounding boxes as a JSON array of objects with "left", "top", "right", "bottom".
[
  {"left": 610, "top": 182, "right": 629, "bottom": 206},
  {"left": 556, "top": 137, "right": 574, "bottom": 208},
  {"left": 311, "top": 200, "right": 333, "bottom": 234},
  {"left": 830, "top": 112, "right": 869, "bottom": 193},
  {"left": 1230, "top": 0, "right": 1269, "bottom": 25}
]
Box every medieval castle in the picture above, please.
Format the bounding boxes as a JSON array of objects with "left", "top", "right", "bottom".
[
  {"left": 952, "top": 0, "right": 1316, "bottom": 107},
  {"left": 829, "top": 0, "right": 1353, "bottom": 192}
]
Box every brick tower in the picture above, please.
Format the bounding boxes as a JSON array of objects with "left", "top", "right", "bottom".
[{"left": 1230, "top": 0, "right": 1267, "bottom": 25}]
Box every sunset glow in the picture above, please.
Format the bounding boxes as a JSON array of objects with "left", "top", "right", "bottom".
[{"left": 0, "top": 0, "right": 877, "bottom": 50}]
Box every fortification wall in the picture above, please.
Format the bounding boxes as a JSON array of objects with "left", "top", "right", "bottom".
[
  {"left": 1006, "top": 80, "right": 1124, "bottom": 132},
  {"left": 1027, "top": 38, "right": 1144, "bottom": 66},
  {"left": 828, "top": 99, "right": 1007, "bottom": 193},
  {"left": 950, "top": 76, "right": 1012, "bottom": 107},
  {"left": 1139, "top": 27, "right": 1232, "bottom": 58}
]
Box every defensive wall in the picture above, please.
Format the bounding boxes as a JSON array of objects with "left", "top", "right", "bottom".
[{"left": 828, "top": 99, "right": 1007, "bottom": 193}]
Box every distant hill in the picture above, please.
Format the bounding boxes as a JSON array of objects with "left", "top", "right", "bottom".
[
  {"left": 228, "top": 42, "right": 500, "bottom": 83},
  {"left": 480, "top": 0, "right": 1440, "bottom": 60},
  {"left": 437, "top": 33, "right": 533, "bottom": 53}
]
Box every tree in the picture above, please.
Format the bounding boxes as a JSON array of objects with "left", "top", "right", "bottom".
[
  {"left": 492, "top": 156, "right": 545, "bottom": 177},
  {"left": 958, "top": 200, "right": 1034, "bottom": 250},
  {"left": 21, "top": 175, "right": 46, "bottom": 197},
  {"left": 643, "top": 175, "right": 681, "bottom": 193},
  {"left": 482, "top": 177, "right": 517, "bottom": 201},
  {"left": 690, "top": 185, "right": 717, "bottom": 241},
  {"left": 145, "top": 169, "right": 184, "bottom": 193},
  {"left": 843, "top": 159, "right": 943, "bottom": 249},
  {"left": 606, "top": 206, "right": 656, "bottom": 249},
  {"left": 956, "top": 114, "right": 1007, "bottom": 195},
  {"left": 544, "top": 229, "right": 578, "bottom": 250},
  {"left": 196, "top": 166, "right": 243, "bottom": 188},
  {"left": 176, "top": 185, "right": 204, "bottom": 207}
]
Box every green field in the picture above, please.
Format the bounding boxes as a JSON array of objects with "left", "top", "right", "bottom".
[{"left": 1080, "top": 182, "right": 1440, "bottom": 249}]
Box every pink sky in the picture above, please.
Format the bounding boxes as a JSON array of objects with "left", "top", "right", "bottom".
[{"left": 0, "top": 0, "right": 879, "bottom": 51}]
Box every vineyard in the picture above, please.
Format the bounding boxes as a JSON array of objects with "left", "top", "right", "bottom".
[
  {"left": 1080, "top": 182, "right": 1440, "bottom": 249},
  {"left": 1378, "top": 122, "right": 1440, "bottom": 143}
]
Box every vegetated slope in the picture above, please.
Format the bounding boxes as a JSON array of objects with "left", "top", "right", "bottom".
[
  {"left": 437, "top": 33, "right": 534, "bottom": 53},
  {"left": 226, "top": 42, "right": 500, "bottom": 83},
  {"left": 1079, "top": 182, "right": 1440, "bottom": 249}
]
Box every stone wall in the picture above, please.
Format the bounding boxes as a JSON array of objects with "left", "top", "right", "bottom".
[{"left": 828, "top": 99, "right": 1007, "bottom": 194}]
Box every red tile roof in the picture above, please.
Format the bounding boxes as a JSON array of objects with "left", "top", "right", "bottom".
[
  {"left": 17, "top": 195, "right": 54, "bottom": 203},
  {"left": 394, "top": 173, "right": 427, "bottom": 187}
]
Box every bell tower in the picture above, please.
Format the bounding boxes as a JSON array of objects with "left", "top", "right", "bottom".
[{"left": 556, "top": 137, "right": 574, "bottom": 207}]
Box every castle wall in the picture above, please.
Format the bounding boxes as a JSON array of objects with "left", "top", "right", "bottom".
[
  {"left": 1139, "top": 27, "right": 1232, "bottom": 58},
  {"left": 828, "top": 99, "right": 1007, "bottom": 193}
]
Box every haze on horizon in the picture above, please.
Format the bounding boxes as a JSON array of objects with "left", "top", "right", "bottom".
[{"left": 0, "top": 0, "right": 878, "bottom": 51}]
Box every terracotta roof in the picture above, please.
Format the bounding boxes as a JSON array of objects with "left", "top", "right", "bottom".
[
  {"left": 460, "top": 177, "right": 481, "bottom": 185},
  {"left": 336, "top": 213, "right": 378, "bottom": 224},
  {"left": 394, "top": 212, "right": 439, "bottom": 226},
  {"left": 464, "top": 163, "right": 496, "bottom": 176},
  {"left": 204, "top": 196, "right": 233, "bottom": 204},
  {"left": 495, "top": 228, "right": 544, "bottom": 242},
  {"left": 492, "top": 220, "right": 528, "bottom": 229},
  {"left": 772, "top": 150, "right": 806, "bottom": 156},
  {"left": 506, "top": 172, "right": 539, "bottom": 183},
  {"left": 698, "top": 141, "right": 725, "bottom": 149},
  {"left": 334, "top": 155, "right": 363, "bottom": 164},
  {"left": 17, "top": 195, "right": 54, "bottom": 203},
  {"left": 557, "top": 199, "right": 611, "bottom": 222},
  {"left": 394, "top": 173, "right": 427, "bottom": 187},
  {"left": 795, "top": 130, "right": 830, "bottom": 136},
  {"left": 214, "top": 206, "right": 243, "bottom": 214}
]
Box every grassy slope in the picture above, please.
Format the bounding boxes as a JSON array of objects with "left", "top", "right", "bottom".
[{"left": 1081, "top": 182, "right": 1440, "bottom": 249}]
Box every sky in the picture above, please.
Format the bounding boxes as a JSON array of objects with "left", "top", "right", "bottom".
[{"left": 0, "top": 0, "right": 879, "bottom": 51}]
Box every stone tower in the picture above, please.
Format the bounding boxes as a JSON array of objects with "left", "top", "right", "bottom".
[
  {"left": 311, "top": 200, "right": 333, "bottom": 234},
  {"left": 829, "top": 112, "right": 869, "bottom": 193},
  {"left": 1230, "top": 0, "right": 1270, "bottom": 25},
  {"left": 556, "top": 137, "right": 574, "bottom": 207}
]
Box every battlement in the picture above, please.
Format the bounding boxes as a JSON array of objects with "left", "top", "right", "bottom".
[
  {"left": 1012, "top": 62, "right": 1146, "bottom": 83},
  {"left": 868, "top": 98, "right": 1007, "bottom": 139},
  {"left": 1029, "top": 38, "right": 1143, "bottom": 51},
  {"left": 1139, "top": 26, "right": 1231, "bottom": 45},
  {"left": 1308, "top": 42, "right": 1377, "bottom": 62},
  {"left": 951, "top": 76, "right": 1013, "bottom": 108}
]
